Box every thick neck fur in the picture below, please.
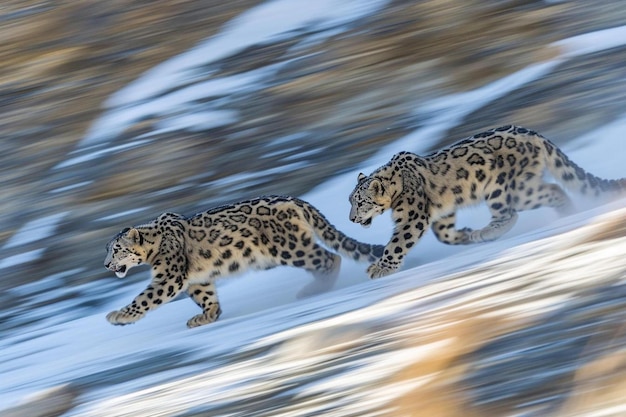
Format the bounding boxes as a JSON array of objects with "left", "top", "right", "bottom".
[
  {"left": 376, "top": 152, "right": 458, "bottom": 217},
  {"left": 134, "top": 222, "right": 167, "bottom": 265},
  {"left": 371, "top": 163, "right": 405, "bottom": 209}
]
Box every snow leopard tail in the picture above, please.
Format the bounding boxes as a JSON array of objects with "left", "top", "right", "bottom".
[
  {"left": 540, "top": 137, "right": 626, "bottom": 197},
  {"left": 293, "top": 197, "right": 384, "bottom": 263}
]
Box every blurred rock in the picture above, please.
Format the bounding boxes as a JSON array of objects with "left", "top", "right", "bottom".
[
  {"left": 444, "top": 44, "right": 626, "bottom": 146},
  {"left": 2, "top": 384, "right": 79, "bottom": 417}
]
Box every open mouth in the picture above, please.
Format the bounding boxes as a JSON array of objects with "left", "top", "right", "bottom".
[
  {"left": 112, "top": 265, "right": 127, "bottom": 278},
  {"left": 350, "top": 216, "right": 373, "bottom": 227}
]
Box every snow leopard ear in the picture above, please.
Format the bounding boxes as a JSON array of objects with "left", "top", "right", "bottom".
[
  {"left": 127, "top": 228, "right": 143, "bottom": 245},
  {"left": 357, "top": 172, "right": 366, "bottom": 182},
  {"left": 368, "top": 178, "right": 383, "bottom": 196}
]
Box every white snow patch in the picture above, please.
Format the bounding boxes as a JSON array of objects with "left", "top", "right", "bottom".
[
  {"left": 553, "top": 24, "right": 626, "bottom": 58},
  {"left": 97, "top": 208, "right": 150, "bottom": 222},
  {"left": 270, "top": 132, "right": 309, "bottom": 146},
  {"left": 106, "top": 0, "right": 389, "bottom": 109},
  {"left": 3, "top": 212, "right": 67, "bottom": 249},
  {"left": 566, "top": 114, "right": 626, "bottom": 177},
  {"left": 205, "top": 161, "right": 311, "bottom": 188},
  {"left": 156, "top": 110, "right": 239, "bottom": 133},
  {"left": 9, "top": 268, "right": 87, "bottom": 297},
  {"left": 55, "top": 139, "right": 153, "bottom": 169},
  {"left": 48, "top": 181, "right": 93, "bottom": 194},
  {"left": 0, "top": 249, "right": 45, "bottom": 269},
  {"left": 76, "top": 0, "right": 389, "bottom": 148}
]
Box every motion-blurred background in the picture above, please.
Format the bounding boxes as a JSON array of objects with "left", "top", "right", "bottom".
[
  {"left": 3, "top": 0, "right": 626, "bottom": 292},
  {"left": 1, "top": 1, "right": 626, "bottom": 416}
]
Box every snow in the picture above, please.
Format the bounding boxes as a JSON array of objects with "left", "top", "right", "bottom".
[
  {"left": 203, "top": 161, "right": 312, "bottom": 190},
  {"left": 553, "top": 24, "right": 626, "bottom": 58},
  {"left": 26, "top": 203, "right": 621, "bottom": 417},
  {"left": 82, "top": 68, "right": 269, "bottom": 147},
  {"left": 0, "top": 212, "right": 68, "bottom": 269},
  {"left": 77, "top": 0, "right": 390, "bottom": 149},
  {"left": 2, "top": 5, "right": 626, "bottom": 416},
  {"left": 106, "top": 0, "right": 388, "bottom": 109},
  {"left": 585, "top": 405, "right": 626, "bottom": 417},
  {"left": 156, "top": 109, "right": 239, "bottom": 133},
  {"left": 97, "top": 208, "right": 151, "bottom": 222},
  {"left": 55, "top": 139, "right": 153, "bottom": 169},
  {"left": 49, "top": 181, "right": 94, "bottom": 194},
  {"left": 405, "top": 61, "right": 560, "bottom": 152},
  {"left": 0, "top": 249, "right": 45, "bottom": 269},
  {"left": 8, "top": 270, "right": 80, "bottom": 296},
  {"left": 2, "top": 212, "right": 67, "bottom": 249},
  {"left": 566, "top": 114, "right": 626, "bottom": 177}
]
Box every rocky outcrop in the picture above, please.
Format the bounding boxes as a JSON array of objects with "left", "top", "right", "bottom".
[{"left": 1, "top": 384, "right": 79, "bottom": 417}]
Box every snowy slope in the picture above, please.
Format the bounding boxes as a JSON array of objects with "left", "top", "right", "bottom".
[
  {"left": 1, "top": 1, "right": 626, "bottom": 415},
  {"left": 67, "top": 204, "right": 626, "bottom": 417}
]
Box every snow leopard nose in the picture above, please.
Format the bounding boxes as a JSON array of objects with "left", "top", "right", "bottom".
[{"left": 349, "top": 207, "right": 358, "bottom": 223}]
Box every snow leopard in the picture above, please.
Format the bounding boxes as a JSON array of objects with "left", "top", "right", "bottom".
[
  {"left": 349, "top": 125, "right": 625, "bottom": 278},
  {"left": 105, "top": 195, "right": 383, "bottom": 327}
]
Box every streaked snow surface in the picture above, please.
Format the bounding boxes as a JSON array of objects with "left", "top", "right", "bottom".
[{"left": 2, "top": 1, "right": 626, "bottom": 415}]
